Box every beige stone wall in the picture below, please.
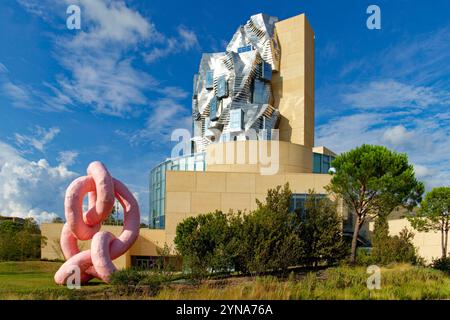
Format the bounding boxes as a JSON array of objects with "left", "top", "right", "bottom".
[
  {"left": 370, "top": 218, "right": 449, "bottom": 263},
  {"left": 205, "top": 140, "right": 313, "bottom": 174},
  {"left": 273, "top": 14, "right": 315, "bottom": 148},
  {"left": 164, "top": 170, "right": 331, "bottom": 249},
  {"left": 41, "top": 224, "right": 166, "bottom": 269},
  {"left": 313, "top": 146, "right": 337, "bottom": 157}
]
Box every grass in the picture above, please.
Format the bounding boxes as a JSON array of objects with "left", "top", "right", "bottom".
[
  {"left": 0, "top": 261, "right": 107, "bottom": 299},
  {"left": 1, "top": 261, "right": 449, "bottom": 300},
  {"left": 154, "top": 264, "right": 450, "bottom": 300}
]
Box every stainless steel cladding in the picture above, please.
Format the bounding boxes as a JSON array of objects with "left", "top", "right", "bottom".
[{"left": 191, "top": 13, "right": 281, "bottom": 153}]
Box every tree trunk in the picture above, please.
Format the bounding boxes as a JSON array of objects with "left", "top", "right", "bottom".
[
  {"left": 441, "top": 222, "right": 447, "bottom": 259},
  {"left": 350, "top": 215, "right": 362, "bottom": 265},
  {"left": 443, "top": 219, "right": 449, "bottom": 259}
]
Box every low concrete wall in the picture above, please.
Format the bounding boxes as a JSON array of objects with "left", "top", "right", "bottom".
[
  {"left": 41, "top": 223, "right": 165, "bottom": 269},
  {"left": 370, "top": 218, "right": 448, "bottom": 263}
]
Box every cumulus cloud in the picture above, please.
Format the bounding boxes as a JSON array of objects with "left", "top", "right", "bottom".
[
  {"left": 0, "top": 141, "right": 77, "bottom": 223},
  {"left": 382, "top": 125, "right": 414, "bottom": 148},
  {"left": 317, "top": 111, "right": 450, "bottom": 190},
  {"left": 14, "top": 126, "right": 60, "bottom": 153}
]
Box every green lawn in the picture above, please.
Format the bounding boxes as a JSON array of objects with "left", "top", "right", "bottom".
[
  {"left": 0, "top": 261, "right": 108, "bottom": 299},
  {"left": 1, "top": 261, "right": 450, "bottom": 300}
]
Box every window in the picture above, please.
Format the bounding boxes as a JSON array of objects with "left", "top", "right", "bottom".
[
  {"left": 193, "top": 74, "right": 199, "bottom": 98},
  {"left": 205, "top": 70, "right": 214, "bottom": 90},
  {"left": 261, "top": 61, "right": 272, "bottom": 82},
  {"left": 216, "top": 75, "right": 228, "bottom": 98},
  {"left": 131, "top": 256, "right": 158, "bottom": 269},
  {"left": 313, "top": 153, "right": 322, "bottom": 173},
  {"left": 220, "top": 132, "right": 231, "bottom": 142},
  {"left": 312, "top": 153, "right": 336, "bottom": 174},
  {"left": 237, "top": 45, "right": 253, "bottom": 53},
  {"left": 290, "top": 193, "right": 326, "bottom": 219},
  {"left": 149, "top": 153, "right": 206, "bottom": 229},
  {"left": 229, "top": 108, "right": 244, "bottom": 132},
  {"left": 252, "top": 79, "right": 269, "bottom": 104},
  {"left": 210, "top": 97, "right": 219, "bottom": 121}
]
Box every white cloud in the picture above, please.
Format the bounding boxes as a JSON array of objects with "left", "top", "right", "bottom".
[
  {"left": 1, "top": 77, "right": 71, "bottom": 112},
  {"left": 318, "top": 24, "right": 450, "bottom": 192},
  {"left": 70, "top": 0, "right": 157, "bottom": 46},
  {"left": 57, "top": 53, "right": 156, "bottom": 116},
  {"left": 342, "top": 80, "right": 442, "bottom": 109},
  {"left": 0, "top": 63, "right": 8, "bottom": 73},
  {"left": 0, "top": 141, "right": 77, "bottom": 223},
  {"left": 50, "top": 0, "right": 158, "bottom": 116},
  {"left": 316, "top": 113, "right": 385, "bottom": 153},
  {"left": 382, "top": 125, "right": 414, "bottom": 148},
  {"left": 14, "top": 126, "right": 60, "bottom": 153},
  {"left": 15, "top": 0, "right": 196, "bottom": 118},
  {"left": 117, "top": 97, "right": 191, "bottom": 146},
  {"left": 1, "top": 81, "right": 33, "bottom": 109},
  {"left": 144, "top": 26, "right": 199, "bottom": 63},
  {"left": 57, "top": 150, "right": 79, "bottom": 167},
  {"left": 317, "top": 111, "right": 450, "bottom": 190},
  {"left": 413, "top": 164, "right": 438, "bottom": 179}
]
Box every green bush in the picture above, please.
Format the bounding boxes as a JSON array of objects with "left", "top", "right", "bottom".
[
  {"left": 356, "top": 248, "right": 374, "bottom": 265},
  {"left": 175, "top": 184, "right": 349, "bottom": 277},
  {"left": 371, "top": 216, "right": 421, "bottom": 265},
  {"left": 299, "top": 193, "right": 348, "bottom": 266},
  {"left": 109, "top": 269, "right": 171, "bottom": 296},
  {"left": 431, "top": 257, "right": 450, "bottom": 273},
  {"left": 0, "top": 218, "right": 45, "bottom": 261}
]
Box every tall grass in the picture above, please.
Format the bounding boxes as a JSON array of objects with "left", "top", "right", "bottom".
[
  {"left": 155, "top": 264, "right": 450, "bottom": 300},
  {"left": 1, "top": 261, "right": 449, "bottom": 300}
]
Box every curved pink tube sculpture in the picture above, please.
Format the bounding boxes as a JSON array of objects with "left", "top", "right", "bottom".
[{"left": 54, "top": 161, "right": 140, "bottom": 285}]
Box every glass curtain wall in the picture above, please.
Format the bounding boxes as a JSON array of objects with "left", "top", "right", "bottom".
[{"left": 149, "top": 153, "right": 206, "bottom": 229}]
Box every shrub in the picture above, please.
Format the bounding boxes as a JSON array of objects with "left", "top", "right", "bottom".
[
  {"left": 109, "top": 269, "right": 171, "bottom": 296},
  {"left": 174, "top": 210, "right": 234, "bottom": 278},
  {"left": 175, "top": 184, "right": 349, "bottom": 277},
  {"left": 355, "top": 247, "right": 374, "bottom": 265},
  {"left": 299, "top": 193, "right": 348, "bottom": 266},
  {"left": 371, "top": 216, "right": 421, "bottom": 265},
  {"left": 431, "top": 257, "right": 450, "bottom": 273},
  {"left": 0, "top": 218, "right": 45, "bottom": 261}
]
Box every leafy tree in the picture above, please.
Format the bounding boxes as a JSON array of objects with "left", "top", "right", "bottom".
[
  {"left": 0, "top": 218, "right": 45, "bottom": 261},
  {"left": 237, "top": 184, "right": 302, "bottom": 274},
  {"left": 371, "top": 215, "right": 390, "bottom": 263},
  {"left": 299, "top": 192, "right": 348, "bottom": 266},
  {"left": 174, "top": 211, "right": 233, "bottom": 277},
  {"left": 326, "top": 144, "right": 424, "bottom": 264},
  {"left": 371, "top": 216, "right": 419, "bottom": 265},
  {"left": 408, "top": 187, "right": 450, "bottom": 259},
  {"left": 52, "top": 216, "right": 64, "bottom": 223}
]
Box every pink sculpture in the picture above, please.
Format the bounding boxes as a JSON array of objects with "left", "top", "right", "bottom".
[{"left": 55, "top": 161, "right": 140, "bottom": 285}]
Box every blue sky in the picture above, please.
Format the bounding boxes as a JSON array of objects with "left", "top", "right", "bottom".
[{"left": 0, "top": 0, "right": 448, "bottom": 223}]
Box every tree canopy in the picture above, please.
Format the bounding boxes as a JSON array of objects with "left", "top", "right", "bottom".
[
  {"left": 326, "top": 144, "right": 424, "bottom": 263},
  {"left": 409, "top": 187, "right": 450, "bottom": 258}
]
